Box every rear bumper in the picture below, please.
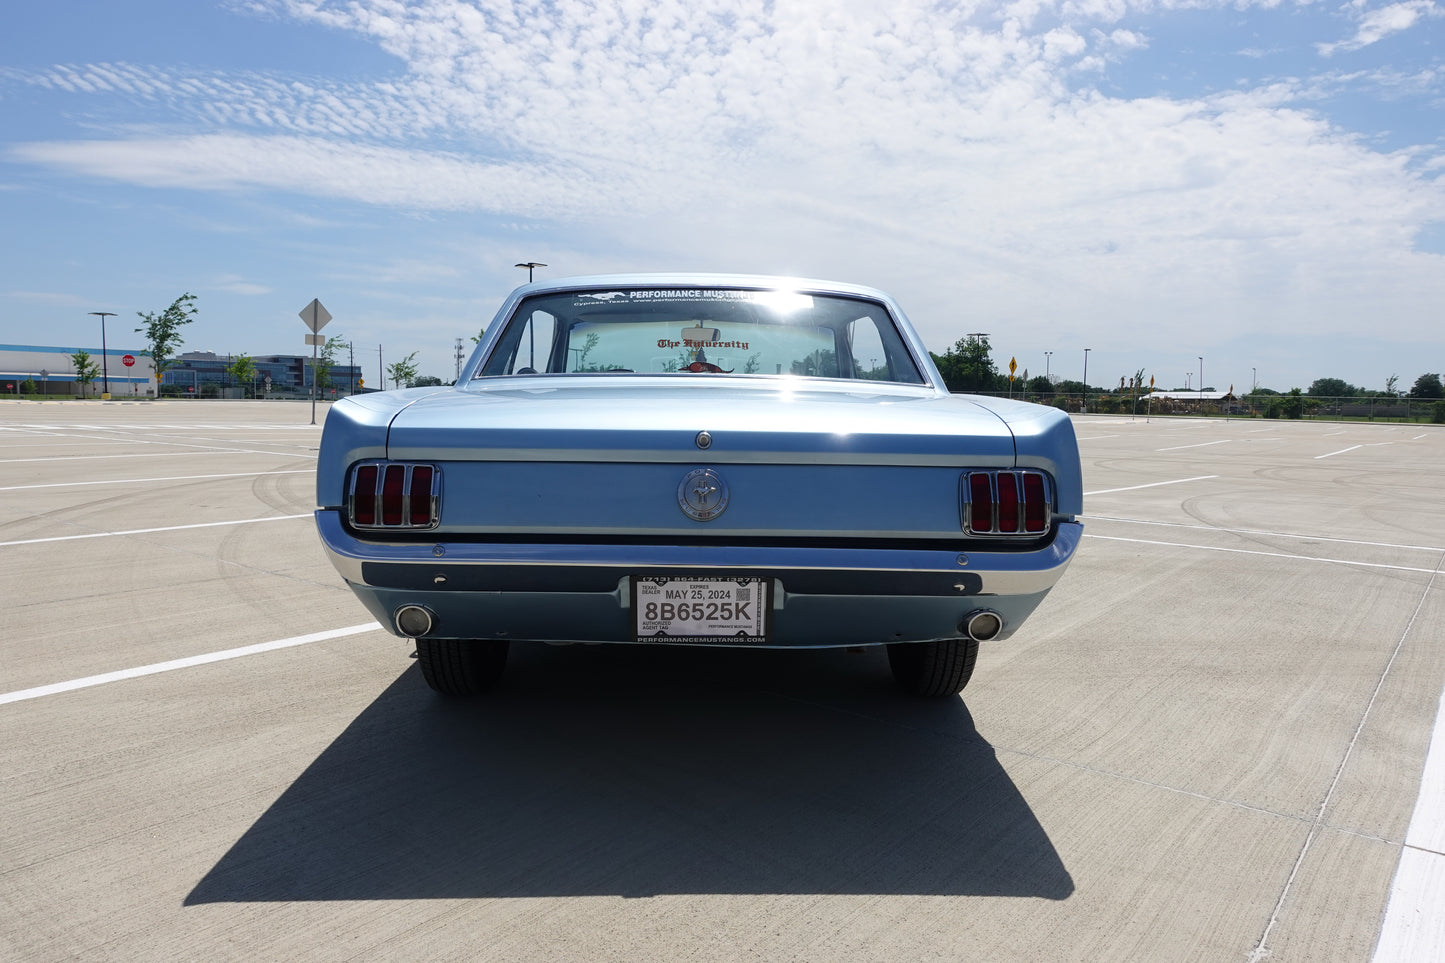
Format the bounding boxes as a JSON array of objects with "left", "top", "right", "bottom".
[{"left": 315, "top": 511, "right": 1082, "bottom": 647}]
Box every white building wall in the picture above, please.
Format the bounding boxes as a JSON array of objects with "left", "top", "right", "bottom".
[{"left": 0, "top": 343, "right": 158, "bottom": 396}]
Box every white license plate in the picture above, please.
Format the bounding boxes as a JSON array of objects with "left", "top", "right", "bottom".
[{"left": 633, "top": 577, "right": 769, "bottom": 643}]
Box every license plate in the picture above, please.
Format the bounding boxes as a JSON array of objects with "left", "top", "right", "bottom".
[{"left": 632, "top": 576, "right": 769, "bottom": 643}]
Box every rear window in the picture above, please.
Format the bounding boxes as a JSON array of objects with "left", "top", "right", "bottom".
[{"left": 475, "top": 287, "right": 925, "bottom": 385}]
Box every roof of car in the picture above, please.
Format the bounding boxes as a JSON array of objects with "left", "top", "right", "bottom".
[{"left": 513, "top": 274, "right": 896, "bottom": 302}]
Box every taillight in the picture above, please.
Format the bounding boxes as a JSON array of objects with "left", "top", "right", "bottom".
[
  {"left": 353, "top": 464, "right": 378, "bottom": 525},
  {"left": 381, "top": 465, "right": 405, "bottom": 525},
  {"left": 409, "top": 467, "right": 434, "bottom": 526},
  {"left": 997, "top": 473, "right": 1020, "bottom": 533},
  {"left": 348, "top": 461, "right": 440, "bottom": 530},
  {"left": 1022, "top": 472, "right": 1047, "bottom": 533},
  {"left": 962, "top": 471, "right": 1052, "bottom": 536},
  {"left": 969, "top": 473, "right": 992, "bottom": 533}
]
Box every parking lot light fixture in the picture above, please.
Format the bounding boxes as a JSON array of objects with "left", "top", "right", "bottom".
[{"left": 89, "top": 311, "right": 116, "bottom": 397}]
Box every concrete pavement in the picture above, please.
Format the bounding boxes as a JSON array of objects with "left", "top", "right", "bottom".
[{"left": 2, "top": 401, "right": 1442, "bottom": 961}]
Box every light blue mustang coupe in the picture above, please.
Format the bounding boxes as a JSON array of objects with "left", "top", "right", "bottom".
[{"left": 316, "top": 275, "right": 1082, "bottom": 697}]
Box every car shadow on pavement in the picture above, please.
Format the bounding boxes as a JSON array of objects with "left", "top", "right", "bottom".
[{"left": 187, "top": 643, "right": 1072, "bottom": 903}]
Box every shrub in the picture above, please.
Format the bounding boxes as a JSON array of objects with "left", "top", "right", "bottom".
[{"left": 1433, "top": 400, "right": 1445, "bottom": 424}]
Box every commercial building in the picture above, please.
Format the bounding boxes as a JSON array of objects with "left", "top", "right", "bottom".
[
  {"left": 0, "top": 343, "right": 155, "bottom": 397},
  {"left": 162, "top": 352, "right": 363, "bottom": 398},
  {"left": 0, "top": 343, "right": 362, "bottom": 398}
]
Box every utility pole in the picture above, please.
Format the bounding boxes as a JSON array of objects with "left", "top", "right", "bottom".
[
  {"left": 455, "top": 338, "right": 464, "bottom": 382},
  {"left": 378, "top": 345, "right": 384, "bottom": 391},
  {"left": 349, "top": 341, "right": 355, "bottom": 396}
]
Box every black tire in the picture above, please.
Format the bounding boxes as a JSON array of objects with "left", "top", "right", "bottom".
[
  {"left": 887, "top": 638, "right": 980, "bottom": 697},
  {"left": 415, "top": 638, "right": 509, "bottom": 696}
]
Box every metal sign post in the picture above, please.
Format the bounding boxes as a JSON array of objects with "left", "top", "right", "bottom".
[{"left": 299, "top": 299, "right": 333, "bottom": 425}]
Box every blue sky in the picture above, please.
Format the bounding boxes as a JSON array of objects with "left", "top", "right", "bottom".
[{"left": 2, "top": 0, "right": 1442, "bottom": 393}]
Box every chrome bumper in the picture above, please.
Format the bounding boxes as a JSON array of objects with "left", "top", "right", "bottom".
[{"left": 315, "top": 510, "right": 1082, "bottom": 597}]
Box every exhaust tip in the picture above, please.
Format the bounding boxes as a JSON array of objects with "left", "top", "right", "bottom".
[
  {"left": 962, "top": 609, "right": 1003, "bottom": 642},
  {"left": 395, "top": 604, "right": 435, "bottom": 638}
]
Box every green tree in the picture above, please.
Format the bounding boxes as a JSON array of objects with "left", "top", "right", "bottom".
[
  {"left": 135, "top": 293, "right": 198, "bottom": 394},
  {"left": 226, "top": 354, "right": 258, "bottom": 398},
  {"left": 412, "top": 375, "right": 444, "bottom": 387},
  {"left": 933, "top": 334, "right": 1000, "bottom": 393},
  {"left": 1026, "top": 375, "right": 1053, "bottom": 394},
  {"left": 1410, "top": 373, "right": 1443, "bottom": 399},
  {"left": 70, "top": 349, "right": 99, "bottom": 397},
  {"left": 791, "top": 348, "right": 838, "bottom": 377},
  {"left": 1308, "top": 377, "right": 1357, "bottom": 397},
  {"left": 317, "top": 335, "right": 349, "bottom": 392},
  {"left": 1283, "top": 387, "right": 1305, "bottom": 419},
  {"left": 386, "top": 351, "right": 420, "bottom": 389}
]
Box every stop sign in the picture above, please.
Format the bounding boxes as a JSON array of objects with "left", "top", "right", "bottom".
[{"left": 122, "top": 354, "right": 136, "bottom": 367}]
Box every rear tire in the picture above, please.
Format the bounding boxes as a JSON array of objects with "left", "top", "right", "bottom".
[
  {"left": 887, "top": 638, "right": 980, "bottom": 697},
  {"left": 415, "top": 638, "right": 509, "bottom": 696}
]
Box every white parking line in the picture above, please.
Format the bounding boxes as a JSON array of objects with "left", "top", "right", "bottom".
[
  {"left": 1083, "top": 515, "right": 1444, "bottom": 553},
  {"left": 1083, "top": 534, "right": 1441, "bottom": 575},
  {"left": 0, "top": 469, "right": 313, "bottom": 491},
  {"left": 1316, "top": 445, "right": 1364, "bottom": 459},
  {"left": 1252, "top": 553, "right": 1442, "bottom": 962},
  {"left": 1156, "top": 440, "right": 1230, "bottom": 452},
  {"left": 1085, "top": 475, "right": 1218, "bottom": 496},
  {"left": 1375, "top": 681, "right": 1445, "bottom": 961},
  {"left": 1375, "top": 686, "right": 1445, "bottom": 961},
  {"left": 0, "top": 449, "right": 316, "bottom": 463},
  {"left": 0, "top": 514, "right": 311, "bottom": 547},
  {"left": 0, "top": 623, "right": 383, "bottom": 706}
]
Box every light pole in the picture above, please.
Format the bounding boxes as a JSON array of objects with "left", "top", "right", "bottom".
[
  {"left": 518, "top": 263, "right": 550, "bottom": 367},
  {"left": 1081, "top": 348, "right": 1091, "bottom": 413},
  {"left": 1252, "top": 367, "right": 1257, "bottom": 392},
  {"left": 1198, "top": 356, "right": 1204, "bottom": 415},
  {"left": 89, "top": 311, "right": 115, "bottom": 398},
  {"left": 1044, "top": 350, "right": 1052, "bottom": 381},
  {"left": 515, "top": 261, "right": 547, "bottom": 282}
]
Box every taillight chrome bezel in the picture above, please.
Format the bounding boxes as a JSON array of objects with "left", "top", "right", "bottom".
[
  {"left": 348, "top": 461, "right": 441, "bottom": 531},
  {"left": 960, "top": 470, "right": 1054, "bottom": 536}
]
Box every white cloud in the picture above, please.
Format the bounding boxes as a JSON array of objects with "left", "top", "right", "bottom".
[
  {"left": 1318, "top": 1, "right": 1442, "bottom": 56},
  {"left": 7, "top": 134, "right": 616, "bottom": 218},
  {"left": 5, "top": 0, "right": 1445, "bottom": 360}
]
